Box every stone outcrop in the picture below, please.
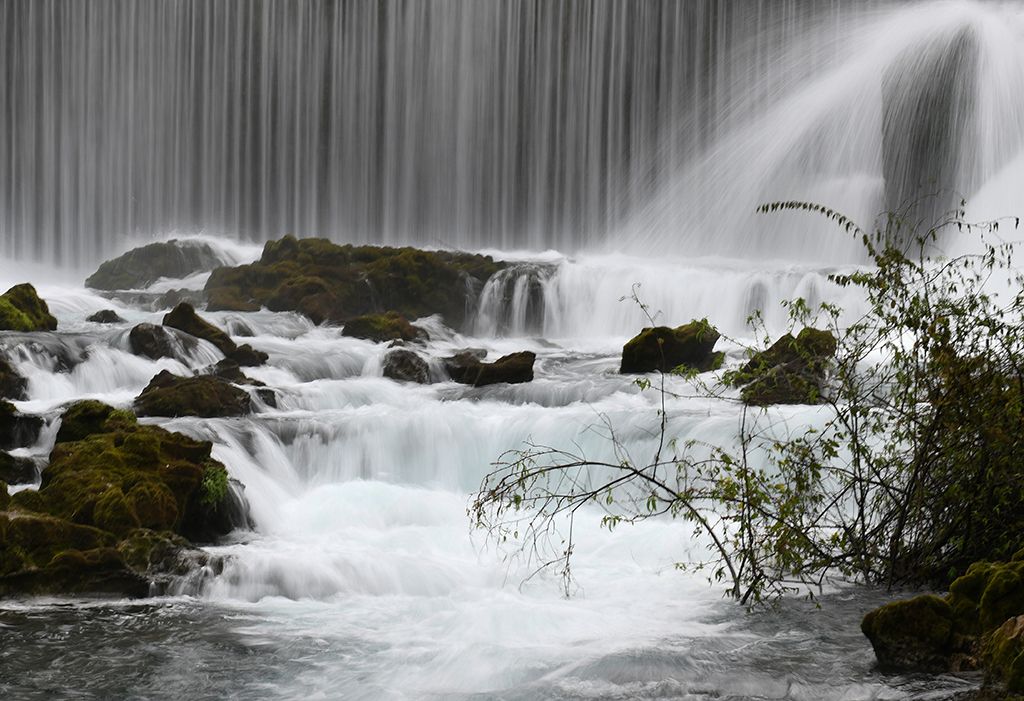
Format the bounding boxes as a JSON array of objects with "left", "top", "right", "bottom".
[
  {"left": 620, "top": 320, "right": 722, "bottom": 374},
  {"left": 0, "top": 283, "right": 57, "bottom": 332},
  {"left": 163, "top": 302, "right": 267, "bottom": 366},
  {"left": 204, "top": 236, "right": 503, "bottom": 329},
  {"left": 445, "top": 350, "right": 535, "bottom": 387},
  {"left": 85, "top": 240, "right": 225, "bottom": 290},
  {"left": 730, "top": 327, "right": 837, "bottom": 406},
  {"left": 382, "top": 349, "right": 430, "bottom": 384},
  {"left": 343, "top": 312, "right": 428, "bottom": 343},
  {"left": 134, "top": 371, "right": 253, "bottom": 418}
]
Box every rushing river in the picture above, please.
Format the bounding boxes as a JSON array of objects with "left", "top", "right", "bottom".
[{"left": 2, "top": 0, "right": 1024, "bottom": 698}]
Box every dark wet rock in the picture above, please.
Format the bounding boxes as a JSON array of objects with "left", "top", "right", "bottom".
[
  {"left": 163, "top": 302, "right": 235, "bottom": 355},
  {"left": 135, "top": 370, "right": 252, "bottom": 418},
  {"left": 342, "top": 312, "right": 428, "bottom": 343},
  {"left": 731, "top": 327, "right": 837, "bottom": 406},
  {"left": 0, "top": 400, "right": 42, "bottom": 450},
  {"left": 0, "top": 402, "right": 247, "bottom": 597},
  {"left": 254, "top": 387, "right": 277, "bottom": 408},
  {"left": 54, "top": 399, "right": 126, "bottom": 444},
  {"left": 445, "top": 351, "right": 535, "bottom": 387},
  {"left": 227, "top": 343, "right": 268, "bottom": 367},
  {"left": 0, "top": 451, "right": 37, "bottom": 485},
  {"left": 128, "top": 322, "right": 178, "bottom": 360},
  {"left": 383, "top": 349, "right": 430, "bottom": 384},
  {"left": 85, "top": 239, "right": 224, "bottom": 291},
  {"left": 86, "top": 309, "right": 125, "bottom": 324},
  {"left": 862, "top": 594, "right": 960, "bottom": 672},
  {"left": 620, "top": 320, "right": 722, "bottom": 374},
  {"left": 983, "top": 615, "right": 1024, "bottom": 693},
  {"left": 163, "top": 302, "right": 267, "bottom": 367},
  {"left": 0, "top": 283, "right": 57, "bottom": 332},
  {"left": 204, "top": 236, "right": 503, "bottom": 329},
  {"left": 0, "top": 356, "right": 26, "bottom": 400}
]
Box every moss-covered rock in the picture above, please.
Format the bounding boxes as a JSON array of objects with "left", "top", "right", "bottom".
[
  {"left": 85, "top": 240, "right": 224, "bottom": 291},
  {"left": 0, "top": 400, "right": 42, "bottom": 450},
  {"left": 383, "top": 349, "right": 430, "bottom": 384},
  {"left": 134, "top": 370, "right": 251, "bottom": 418},
  {"left": 343, "top": 312, "right": 428, "bottom": 343},
  {"left": 445, "top": 351, "right": 536, "bottom": 387},
  {"left": 86, "top": 309, "right": 126, "bottom": 324},
  {"left": 0, "top": 356, "right": 26, "bottom": 400},
  {"left": 0, "top": 401, "right": 248, "bottom": 597},
  {"left": 55, "top": 400, "right": 120, "bottom": 444},
  {"left": 162, "top": 302, "right": 266, "bottom": 366},
  {"left": 862, "top": 594, "right": 958, "bottom": 672},
  {"left": 730, "top": 327, "right": 837, "bottom": 406},
  {"left": 0, "top": 283, "right": 57, "bottom": 332},
  {"left": 204, "top": 236, "right": 503, "bottom": 329},
  {"left": 620, "top": 320, "right": 722, "bottom": 374},
  {"left": 983, "top": 616, "right": 1024, "bottom": 693}
]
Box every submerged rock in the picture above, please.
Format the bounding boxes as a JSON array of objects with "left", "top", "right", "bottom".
[
  {"left": 343, "top": 312, "right": 428, "bottom": 343},
  {"left": 731, "top": 327, "right": 837, "bottom": 406},
  {"left": 620, "top": 320, "right": 722, "bottom": 374},
  {"left": 134, "top": 370, "right": 252, "bottom": 418},
  {"left": 86, "top": 309, "right": 126, "bottom": 324},
  {"left": 204, "top": 236, "right": 503, "bottom": 329},
  {"left": 0, "top": 402, "right": 247, "bottom": 597},
  {"left": 85, "top": 239, "right": 224, "bottom": 290},
  {"left": 0, "top": 283, "right": 58, "bottom": 332},
  {"left": 383, "top": 349, "right": 430, "bottom": 384},
  {"left": 445, "top": 350, "right": 536, "bottom": 387}
]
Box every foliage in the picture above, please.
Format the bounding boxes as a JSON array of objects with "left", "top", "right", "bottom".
[{"left": 471, "top": 199, "right": 1024, "bottom": 606}]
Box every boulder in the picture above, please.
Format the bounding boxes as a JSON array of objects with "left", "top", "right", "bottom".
[
  {"left": 861, "top": 594, "right": 959, "bottom": 672},
  {"left": 383, "top": 349, "right": 430, "bottom": 384},
  {"left": 0, "top": 283, "right": 57, "bottom": 332},
  {"left": 204, "top": 236, "right": 503, "bottom": 329},
  {"left": 983, "top": 616, "right": 1024, "bottom": 693},
  {"left": 128, "top": 323, "right": 178, "bottom": 360},
  {"left": 0, "top": 402, "right": 247, "bottom": 597},
  {"left": 163, "top": 302, "right": 235, "bottom": 355},
  {"left": 445, "top": 351, "right": 536, "bottom": 387},
  {"left": 55, "top": 400, "right": 127, "bottom": 444},
  {"left": 0, "top": 357, "right": 26, "bottom": 400},
  {"left": 163, "top": 302, "right": 267, "bottom": 366},
  {"left": 0, "top": 400, "right": 42, "bottom": 449},
  {"left": 731, "top": 327, "right": 837, "bottom": 406},
  {"left": 620, "top": 320, "right": 722, "bottom": 374},
  {"left": 86, "top": 309, "right": 125, "bottom": 324},
  {"left": 85, "top": 240, "right": 224, "bottom": 291},
  {"left": 343, "top": 312, "right": 428, "bottom": 343},
  {"left": 134, "top": 370, "right": 252, "bottom": 418}
]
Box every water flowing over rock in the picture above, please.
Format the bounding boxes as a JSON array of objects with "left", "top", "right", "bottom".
[
  {"left": 445, "top": 351, "right": 536, "bottom": 387},
  {"left": 85, "top": 240, "right": 227, "bottom": 290},
  {"left": 163, "top": 302, "right": 267, "bottom": 366},
  {"left": 382, "top": 349, "right": 430, "bottom": 384},
  {"left": 86, "top": 309, "right": 126, "bottom": 324}
]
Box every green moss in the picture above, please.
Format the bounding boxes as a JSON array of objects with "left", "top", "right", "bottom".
[
  {"left": 620, "top": 320, "right": 722, "bottom": 374},
  {"left": 93, "top": 487, "right": 140, "bottom": 536},
  {"left": 200, "top": 464, "right": 229, "bottom": 507},
  {"left": 203, "top": 237, "right": 503, "bottom": 328},
  {"left": 0, "top": 480, "right": 8, "bottom": 511},
  {"left": 125, "top": 483, "right": 179, "bottom": 531},
  {"left": 861, "top": 594, "right": 955, "bottom": 671},
  {"left": 55, "top": 400, "right": 118, "bottom": 443},
  {"left": 342, "top": 312, "right": 427, "bottom": 343},
  {"left": 134, "top": 371, "right": 251, "bottom": 418},
  {"left": 0, "top": 284, "right": 57, "bottom": 332}
]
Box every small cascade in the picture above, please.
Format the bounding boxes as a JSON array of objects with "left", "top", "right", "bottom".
[{"left": 474, "top": 263, "right": 555, "bottom": 338}]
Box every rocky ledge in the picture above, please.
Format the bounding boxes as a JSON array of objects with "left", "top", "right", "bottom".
[{"left": 203, "top": 235, "right": 503, "bottom": 329}]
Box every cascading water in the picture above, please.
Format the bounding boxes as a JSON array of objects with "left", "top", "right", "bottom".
[{"left": 2, "top": 1, "right": 1022, "bottom": 699}]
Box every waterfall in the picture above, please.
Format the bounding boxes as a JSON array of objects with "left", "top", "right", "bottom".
[{"left": 0, "top": 0, "right": 898, "bottom": 266}]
